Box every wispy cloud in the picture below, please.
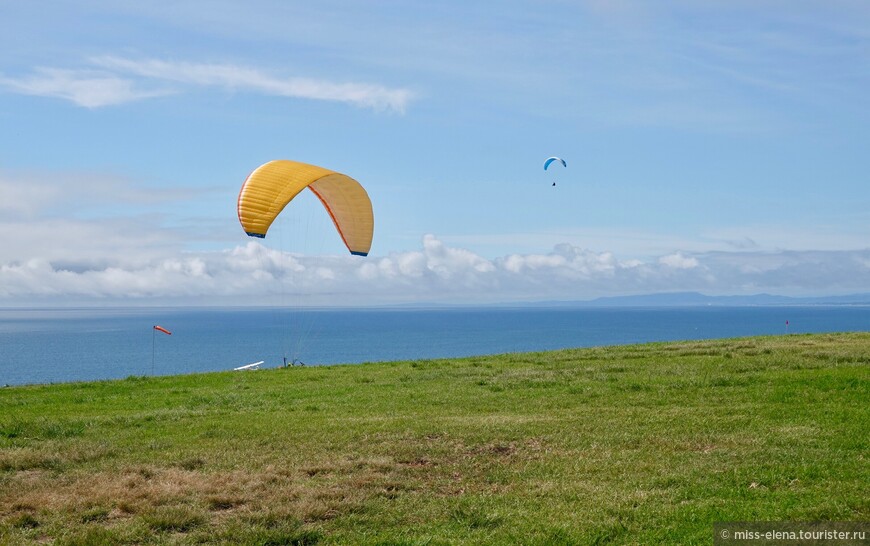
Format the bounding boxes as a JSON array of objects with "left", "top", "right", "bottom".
[
  {"left": 93, "top": 56, "right": 414, "bottom": 112},
  {"left": 0, "top": 170, "right": 203, "bottom": 220},
  {"left": 0, "top": 170, "right": 214, "bottom": 269},
  {"left": 0, "top": 57, "right": 414, "bottom": 112},
  {"left": 0, "top": 67, "right": 171, "bottom": 108}
]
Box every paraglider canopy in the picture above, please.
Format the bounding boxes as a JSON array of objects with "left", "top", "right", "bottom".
[
  {"left": 237, "top": 160, "right": 374, "bottom": 256},
  {"left": 544, "top": 157, "right": 567, "bottom": 170}
]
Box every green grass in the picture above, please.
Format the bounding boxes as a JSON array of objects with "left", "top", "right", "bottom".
[{"left": 1, "top": 333, "right": 867, "bottom": 545}]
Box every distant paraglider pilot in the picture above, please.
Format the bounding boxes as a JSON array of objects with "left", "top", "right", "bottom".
[{"left": 544, "top": 156, "right": 566, "bottom": 187}]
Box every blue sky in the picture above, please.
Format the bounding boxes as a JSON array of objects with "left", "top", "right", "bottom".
[{"left": 1, "top": 0, "right": 868, "bottom": 305}]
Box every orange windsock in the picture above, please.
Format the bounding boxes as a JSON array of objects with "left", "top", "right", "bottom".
[{"left": 153, "top": 325, "right": 172, "bottom": 335}]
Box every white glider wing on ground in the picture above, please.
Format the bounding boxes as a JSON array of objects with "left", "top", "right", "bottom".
[{"left": 234, "top": 360, "right": 264, "bottom": 371}]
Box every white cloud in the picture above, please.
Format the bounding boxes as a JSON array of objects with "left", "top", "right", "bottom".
[
  {"left": 659, "top": 252, "right": 699, "bottom": 269},
  {"left": 0, "top": 57, "right": 414, "bottom": 112}
]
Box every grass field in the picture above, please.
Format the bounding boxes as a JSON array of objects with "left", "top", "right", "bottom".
[{"left": 1, "top": 333, "right": 868, "bottom": 545}]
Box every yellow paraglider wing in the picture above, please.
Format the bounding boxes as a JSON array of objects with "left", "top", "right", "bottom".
[{"left": 237, "top": 160, "right": 374, "bottom": 256}]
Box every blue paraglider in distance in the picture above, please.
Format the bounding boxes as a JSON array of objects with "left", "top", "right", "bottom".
[
  {"left": 544, "top": 157, "right": 566, "bottom": 186},
  {"left": 543, "top": 157, "right": 566, "bottom": 170}
]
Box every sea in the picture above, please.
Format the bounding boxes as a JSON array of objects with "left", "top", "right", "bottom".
[{"left": 1, "top": 305, "right": 868, "bottom": 386}]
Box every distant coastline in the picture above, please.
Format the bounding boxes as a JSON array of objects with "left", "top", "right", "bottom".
[
  {"left": 539, "top": 291, "right": 870, "bottom": 308},
  {"left": 382, "top": 291, "right": 870, "bottom": 310}
]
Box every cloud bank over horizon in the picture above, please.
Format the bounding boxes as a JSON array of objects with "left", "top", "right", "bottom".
[
  {"left": 1, "top": 235, "right": 868, "bottom": 307},
  {"left": 2, "top": 169, "right": 867, "bottom": 307}
]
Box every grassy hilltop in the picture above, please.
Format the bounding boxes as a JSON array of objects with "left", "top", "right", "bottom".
[{"left": 1, "top": 333, "right": 868, "bottom": 545}]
